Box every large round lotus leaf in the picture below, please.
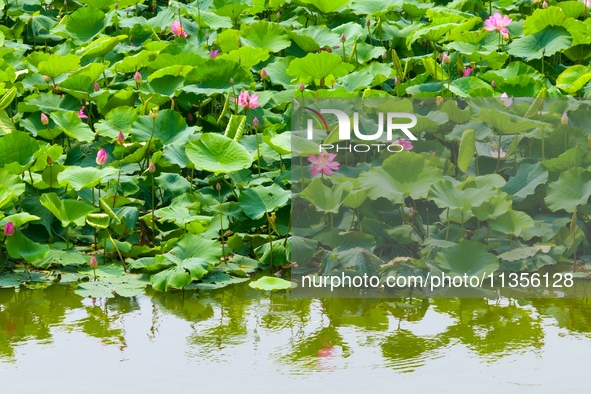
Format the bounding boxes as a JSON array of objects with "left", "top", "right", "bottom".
[
  {"left": 287, "top": 51, "right": 354, "bottom": 81},
  {"left": 428, "top": 179, "right": 497, "bottom": 213},
  {"left": 434, "top": 240, "right": 499, "bottom": 278},
  {"left": 507, "top": 26, "right": 572, "bottom": 61},
  {"left": 6, "top": 232, "right": 49, "bottom": 263},
  {"left": 50, "top": 112, "right": 95, "bottom": 142},
  {"left": 545, "top": 167, "right": 591, "bottom": 213},
  {"left": 184, "top": 59, "right": 254, "bottom": 94},
  {"left": 185, "top": 133, "right": 253, "bottom": 174},
  {"left": 219, "top": 47, "right": 270, "bottom": 69},
  {"left": 489, "top": 210, "right": 534, "bottom": 237},
  {"left": 299, "top": 178, "right": 350, "bottom": 213},
  {"left": 37, "top": 54, "right": 80, "bottom": 79},
  {"left": 131, "top": 109, "right": 193, "bottom": 146},
  {"left": 300, "top": 0, "right": 351, "bottom": 13},
  {"left": 57, "top": 166, "right": 118, "bottom": 190},
  {"left": 249, "top": 276, "right": 292, "bottom": 291},
  {"left": 556, "top": 65, "right": 591, "bottom": 94},
  {"left": 502, "top": 162, "right": 548, "bottom": 199},
  {"left": 0, "top": 131, "right": 39, "bottom": 173},
  {"left": 66, "top": 7, "right": 107, "bottom": 44},
  {"left": 40, "top": 192, "right": 98, "bottom": 227},
  {"left": 75, "top": 275, "right": 149, "bottom": 298},
  {"left": 359, "top": 151, "right": 443, "bottom": 204},
  {"left": 238, "top": 183, "right": 291, "bottom": 220},
  {"left": 240, "top": 21, "right": 291, "bottom": 53}
]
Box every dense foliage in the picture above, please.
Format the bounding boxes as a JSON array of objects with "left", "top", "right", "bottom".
[{"left": 1, "top": 0, "right": 591, "bottom": 296}]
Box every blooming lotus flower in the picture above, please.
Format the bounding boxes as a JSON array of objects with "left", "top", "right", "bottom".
[
  {"left": 90, "top": 256, "right": 98, "bottom": 269},
  {"left": 116, "top": 130, "right": 125, "bottom": 145},
  {"left": 78, "top": 106, "right": 88, "bottom": 119},
  {"left": 171, "top": 21, "right": 188, "bottom": 38},
  {"left": 483, "top": 12, "right": 512, "bottom": 38},
  {"left": 307, "top": 153, "right": 340, "bottom": 177},
  {"left": 396, "top": 138, "right": 414, "bottom": 151},
  {"left": 490, "top": 147, "right": 507, "bottom": 158},
  {"left": 41, "top": 113, "right": 49, "bottom": 126},
  {"left": 4, "top": 222, "right": 14, "bottom": 237},
  {"left": 561, "top": 112, "right": 569, "bottom": 126},
  {"left": 463, "top": 67, "right": 473, "bottom": 77},
  {"left": 210, "top": 49, "right": 220, "bottom": 59},
  {"left": 96, "top": 148, "right": 107, "bottom": 166},
  {"left": 232, "top": 91, "right": 260, "bottom": 109},
  {"left": 500, "top": 92, "right": 513, "bottom": 106}
]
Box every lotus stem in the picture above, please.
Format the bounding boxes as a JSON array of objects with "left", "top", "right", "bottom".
[{"left": 217, "top": 185, "right": 226, "bottom": 260}]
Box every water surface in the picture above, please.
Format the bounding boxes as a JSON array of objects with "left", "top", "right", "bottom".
[{"left": 1, "top": 284, "right": 591, "bottom": 393}]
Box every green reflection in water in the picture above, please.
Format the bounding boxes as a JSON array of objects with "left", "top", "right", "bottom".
[{"left": 1, "top": 283, "right": 591, "bottom": 375}]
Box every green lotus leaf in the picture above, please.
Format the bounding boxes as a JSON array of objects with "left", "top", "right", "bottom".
[
  {"left": 449, "top": 77, "right": 494, "bottom": 97},
  {"left": 264, "top": 132, "right": 291, "bottom": 155},
  {"left": 471, "top": 191, "right": 513, "bottom": 221},
  {"left": 0, "top": 213, "right": 40, "bottom": 228},
  {"left": 545, "top": 167, "right": 591, "bottom": 212},
  {"left": 86, "top": 212, "right": 110, "bottom": 229},
  {"left": 240, "top": 21, "right": 290, "bottom": 53},
  {"left": 57, "top": 166, "right": 118, "bottom": 191},
  {"left": 542, "top": 146, "right": 587, "bottom": 173},
  {"left": 95, "top": 106, "right": 138, "bottom": 140},
  {"left": 238, "top": 183, "right": 290, "bottom": 220},
  {"left": 299, "top": 0, "right": 350, "bottom": 13},
  {"left": 219, "top": 46, "right": 270, "bottom": 69},
  {"left": 131, "top": 109, "right": 193, "bottom": 146},
  {"left": 40, "top": 192, "right": 99, "bottom": 226},
  {"left": 66, "top": 7, "right": 107, "bottom": 44},
  {"left": 151, "top": 234, "right": 222, "bottom": 291},
  {"left": 358, "top": 151, "right": 443, "bottom": 204},
  {"left": 185, "top": 133, "right": 253, "bottom": 174},
  {"left": 286, "top": 51, "right": 354, "bottom": 82},
  {"left": 81, "top": 35, "right": 126, "bottom": 59},
  {"left": 0, "top": 131, "right": 40, "bottom": 174},
  {"left": 184, "top": 59, "right": 254, "bottom": 94},
  {"left": 476, "top": 108, "right": 539, "bottom": 135},
  {"left": 249, "top": 276, "right": 292, "bottom": 291},
  {"left": 114, "top": 51, "right": 155, "bottom": 73},
  {"left": 0, "top": 86, "right": 17, "bottom": 110},
  {"left": 6, "top": 232, "right": 49, "bottom": 263},
  {"left": 502, "top": 162, "right": 548, "bottom": 199},
  {"left": 434, "top": 240, "right": 499, "bottom": 278},
  {"left": 192, "top": 271, "right": 250, "bottom": 290},
  {"left": 75, "top": 274, "right": 149, "bottom": 298},
  {"left": 299, "top": 178, "right": 350, "bottom": 214},
  {"left": 428, "top": 179, "right": 497, "bottom": 212},
  {"left": 34, "top": 249, "right": 90, "bottom": 269},
  {"left": 457, "top": 128, "right": 475, "bottom": 172},
  {"left": 37, "top": 54, "right": 80, "bottom": 79},
  {"left": 507, "top": 26, "right": 572, "bottom": 61},
  {"left": 50, "top": 111, "right": 95, "bottom": 142},
  {"left": 522, "top": 6, "right": 588, "bottom": 46},
  {"left": 556, "top": 65, "right": 591, "bottom": 94},
  {"left": 489, "top": 210, "right": 534, "bottom": 237}
]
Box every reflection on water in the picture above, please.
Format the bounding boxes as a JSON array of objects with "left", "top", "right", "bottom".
[{"left": 2, "top": 283, "right": 591, "bottom": 392}]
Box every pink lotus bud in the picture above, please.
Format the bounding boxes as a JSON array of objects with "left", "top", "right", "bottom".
[
  {"left": 134, "top": 71, "right": 141, "bottom": 83},
  {"left": 260, "top": 68, "right": 267, "bottom": 79},
  {"left": 116, "top": 130, "right": 125, "bottom": 144},
  {"left": 96, "top": 148, "right": 107, "bottom": 166},
  {"left": 44, "top": 75, "right": 50, "bottom": 83},
  {"left": 299, "top": 82, "right": 305, "bottom": 92},
  {"left": 41, "top": 112, "right": 49, "bottom": 126},
  {"left": 4, "top": 222, "right": 14, "bottom": 237},
  {"left": 340, "top": 33, "right": 346, "bottom": 43},
  {"left": 47, "top": 156, "right": 53, "bottom": 165},
  {"left": 90, "top": 256, "right": 98, "bottom": 269},
  {"left": 561, "top": 112, "right": 568, "bottom": 126},
  {"left": 216, "top": 182, "right": 221, "bottom": 191},
  {"left": 114, "top": 2, "right": 118, "bottom": 8},
  {"left": 148, "top": 161, "right": 156, "bottom": 173},
  {"left": 230, "top": 78, "right": 234, "bottom": 84},
  {"left": 542, "top": 0, "right": 548, "bottom": 8},
  {"left": 276, "top": 11, "right": 280, "bottom": 18},
  {"left": 205, "top": 32, "right": 209, "bottom": 40},
  {"left": 150, "top": 111, "right": 157, "bottom": 119},
  {"left": 94, "top": 81, "right": 100, "bottom": 92},
  {"left": 253, "top": 117, "right": 260, "bottom": 127},
  {"left": 382, "top": 51, "right": 387, "bottom": 59},
  {"left": 394, "top": 76, "right": 400, "bottom": 86},
  {"left": 441, "top": 53, "right": 450, "bottom": 64},
  {"left": 491, "top": 80, "right": 496, "bottom": 88},
  {"left": 187, "top": 112, "right": 193, "bottom": 121},
  {"left": 365, "top": 18, "right": 371, "bottom": 27}
]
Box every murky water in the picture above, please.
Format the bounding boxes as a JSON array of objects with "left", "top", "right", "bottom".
[{"left": 1, "top": 283, "right": 591, "bottom": 393}]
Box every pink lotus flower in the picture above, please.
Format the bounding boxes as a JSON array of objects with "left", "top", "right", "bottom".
[
  {"left": 134, "top": 71, "right": 142, "bottom": 84},
  {"left": 440, "top": 52, "right": 450, "bottom": 64},
  {"left": 490, "top": 147, "right": 507, "bottom": 158},
  {"left": 116, "top": 130, "right": 125, "bottom": 145},
  {"left": 90, "top": 256, "right": 98, "bottom": 269},
  {"left": 93, "top": 81, "right": 100, "bottom": 92},
  {"left": 96, "top": 148, "right": 107, "bottom": 166},
  {"left": 171, "top": 21, "right": 188, "bottom": 38},
  {"left": 78, "top": 106, "right": 88, "bottom": 119},
  {"left": 4, "top": 222, "right": 15, "bottom": 237},
  {"left": 463, "top": 67, "right": 473, "bottom": 77},
  {"left": 210, "top": 49, "right": 219, "bottom": 59},
  {"left": 253, "top": 117, "right": 260, "bottom": 127},
  {"left": 484, "top": 12, "right": 512, "bottom": 38},
  {"left": 396, "top": 138, "right": 414, "bottom": 151},
  {"left": 583, "top": 0, "right": 591, "bottom": 8},
  {"left": 232, "top": 91, "right": 260, "bottom": 109},
  {"left": 500, "top": 92, "right": 513, "bottom": 106},
  {"left": 561, "top": 112, "right": 568, "bottom": 126},
  {"left": 148, "top": 161, "right": 156, "bottom": 173},
  {"left": 307, "top": 153, "right": 340, "bottom": 176},
  {"left": 41, "top": 112, "right": 49, "bottom": 126}
]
